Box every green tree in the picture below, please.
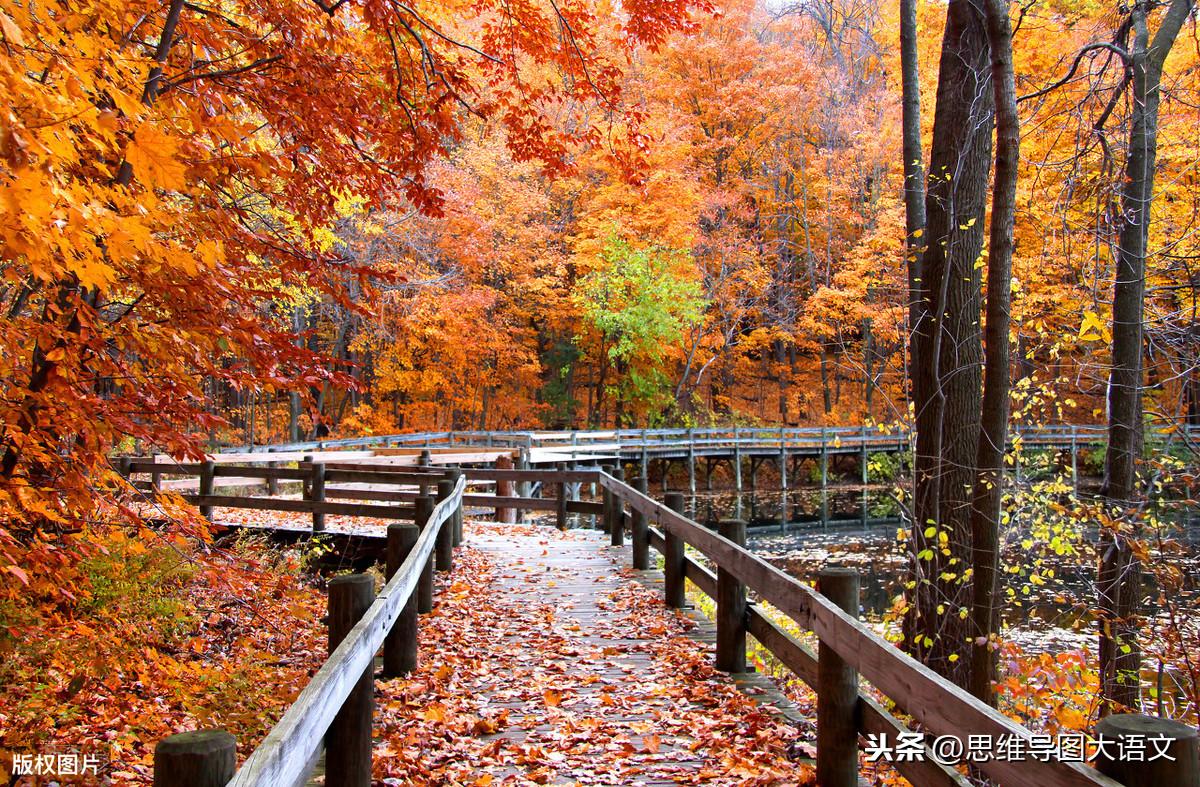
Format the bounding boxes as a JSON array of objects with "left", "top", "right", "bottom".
[{"left": 575, "top": 237, "right": 706, "bottom": 425}]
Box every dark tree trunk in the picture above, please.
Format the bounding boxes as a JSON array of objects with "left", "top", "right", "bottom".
[
  {"left": 968, "top": 0, "right": 1019, "bottom": 706},
  {"left": 907, "top": 0, "right": 994, "bottom": 687},
  {"left": 1098, "top": 0, "right": 1193, "bottom": 713}
]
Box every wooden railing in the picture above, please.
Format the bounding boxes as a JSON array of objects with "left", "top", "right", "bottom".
[
  {"left": 595, "top": 471, "right": 1125, "bottom": 787},
  {"left": 120, "top": 458, "right": 603, "bottom": 531},
  {"left": 152, "top": 475, "right": 467, "bottom": 787},
  {"left": 219, "top": 422, "right": 1200, "bottom": 456}
]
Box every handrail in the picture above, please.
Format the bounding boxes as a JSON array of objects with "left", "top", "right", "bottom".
[
  {"left": 228, "top": 475, "right": 465, "bottom": 787},
  {"left": 597, "top": 472, "right": 1120, "bottom": 787},
  {"left": 213, "top": 422, "right": 1196, "bottom": 456}
]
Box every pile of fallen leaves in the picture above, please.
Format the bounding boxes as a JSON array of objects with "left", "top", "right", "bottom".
[
  {"left": 0, "top": 529, "right": 325, "bottom": 784},
  {"left": 373, "top": 523, "right": 816, "bottom": 785}
]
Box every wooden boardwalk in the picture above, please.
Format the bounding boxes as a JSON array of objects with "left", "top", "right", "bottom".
[{"left": 371, "top": 524, "right": 815, "bottom": 785}]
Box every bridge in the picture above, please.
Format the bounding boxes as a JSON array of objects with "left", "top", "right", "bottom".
[{"left": 122, "top": 427, "right": 1198, "bottom": 787}]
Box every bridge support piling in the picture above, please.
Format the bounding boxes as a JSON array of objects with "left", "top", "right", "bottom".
[
  {"left": 817, "top": 566, "right": 860, "bottom": 787},
  {"left": 415, "top": 496, "right": 434, "bottom": 613},
  {"left": 153, "top": 730, "right": 236, "bottom": 787},
  {"left": 384, "top": 523, "right": 420, "bottom": 677},
  {"left": 640, "top": 447, "right": 649, "bottom": 492},
  {"left": 664, "top": 493, "right": 686, "bottom": 609},
  {"left": 327, "top": 574, "right": 375, "bottom": 787},
  {"left": 715, "top": 519, "right": 747, "bottom": 673}
]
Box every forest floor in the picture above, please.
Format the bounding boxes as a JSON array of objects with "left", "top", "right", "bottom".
[{"left": 0, "top": 531, "right": 328, "bottom": 784}]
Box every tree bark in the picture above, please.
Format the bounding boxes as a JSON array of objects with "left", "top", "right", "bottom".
[
  {"left": 969, "top": 0, "right": 1019, "bottom": 706},
  {"left": 1098, "top": 0, "right": 1193, "bottom": 713},
  {"left": 900, "top": 0, "right": 927, "bottom": 384},
  {"left": 907, "top": 0, "right": 994, "bottom": 687}
]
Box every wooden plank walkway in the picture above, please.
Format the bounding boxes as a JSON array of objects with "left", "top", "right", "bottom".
[{"left": 371, "top": 524, "right": 815, "bottom": 785}]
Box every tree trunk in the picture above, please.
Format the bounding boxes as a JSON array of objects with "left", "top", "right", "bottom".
[
  {"left": 907, "top": 0, "right": 994, "bottom": 687},
  {"left": 900, "top": 0, "right": 927, "bottom": 386},
  {"left": 968, "top": 0, "right": 1018, "bottom": 705},
  {"left": 1098, "top": 0, "right": 1193, "bottom": 713}
]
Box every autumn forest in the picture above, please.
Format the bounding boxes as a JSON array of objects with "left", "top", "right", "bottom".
[{"left": 2, "top": 0, "right": 1199, "bottom": 783}]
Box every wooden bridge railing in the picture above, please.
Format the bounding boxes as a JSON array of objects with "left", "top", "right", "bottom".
[
  {"left": 120, "top": 458, "right": 603, "bottom": 531},
  {"left": 221, "top": 422, "right": 1200, "bottom": 456},
  {"left": 595, "top": 470, "right": 1127, "bottom": 787},
  {"left": 153, "top": 475, "right": 466, "bottom": 787}
]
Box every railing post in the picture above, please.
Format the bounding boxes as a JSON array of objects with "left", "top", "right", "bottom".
[
  {"left": 301, "top": 454, "right": 313, "bottom": 499},
  {"left": 663, "top": 493, "right": 686, "bottom": 609},
  {"left": 496, "top": 454, "right": 515, "bottom": 523},
  {"left": 153, "top": 730, "right": 236, "bottom": 787},
  {"left": 817, "top": 566, "right": 860, "bottom": 787},
  {"left": 448, "top": 467, "right": 464, "bottom": 545},
  {"left": 310, "top": 461, "right": 326, "bottom": 532},
  {"left": 383, "top": 523, "right": 420, "bottom": 677},
  {"left": 555, "top": 461, "right": 568, "bottom": 531},
  {"left": 198, "top": 459, "right": 215, "bottom": 521},
  {"left": 632, "top": 504, "right": 649, "bottom": 570},
  {"left": 266, "top": 449, "right": 279, "bottom": 496},
  {"left": 515, "top": 450, "right": 530, "bottom": 522},
  {"left": 600, "top": 464, "right": 615, "bottom": 532},
  {"left": 418, "top": 449, "right": 432, "bottom": 497},
  {"left": 326, "top": 574, "right": 375, "bottom": 787},
  {"left": 435, "top": 479, "right": 454, "bottom": 572},
  {"left": 610, "top": 465, "right": 625, "bottom": 547},
  {"left": 715, "top": 519, "right": 747, "bottom": 673},
  {"left": 415, "top": 496, "right": 434, "bottom": 613},
  {"left": 1095, "top": 714, "right": 1199, "bottom": 787}
]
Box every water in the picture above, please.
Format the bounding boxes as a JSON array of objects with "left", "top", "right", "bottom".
[
  {"left": 683, "top": 488, "right": 906, "bottom": 617},
  {"left": 680, "top": 488, "right": 1200, "bottom": 656}
]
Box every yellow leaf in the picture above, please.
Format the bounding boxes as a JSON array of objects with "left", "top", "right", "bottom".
[
  {"left": 1078, "top": 310, "right": 1110, "bottom": 343},
  {"left": 0, "top": 11, "right": 24, "bottom": 45},
  {"left": 125, "top": 123, "right": 189, "bottom": 190}
]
